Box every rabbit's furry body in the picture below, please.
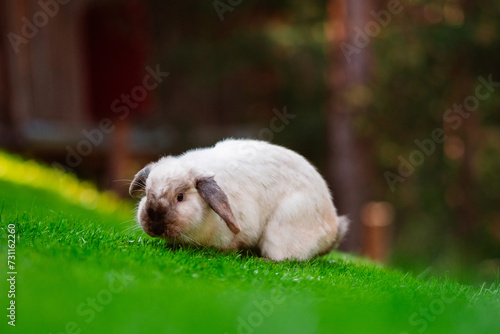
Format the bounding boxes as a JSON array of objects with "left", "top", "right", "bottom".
[{"left": 131, "top": 139, "right": 348, "bottom": 261}]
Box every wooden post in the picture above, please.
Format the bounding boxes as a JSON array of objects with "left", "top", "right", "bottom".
[{"left": 361, "top": 201, "right": 394, "bottom": 263}]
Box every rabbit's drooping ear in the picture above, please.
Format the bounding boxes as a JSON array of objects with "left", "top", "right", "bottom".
[
  {"left": 129, "top": 164, "right": 153, "bottom": 198},
  {"left": 196, "top": 176, "right": 241, "bottom": 235}
]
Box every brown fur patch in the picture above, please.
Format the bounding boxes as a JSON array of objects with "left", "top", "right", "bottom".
[{"left": 196, "top": 176, "right": 241, "bottom": 234}]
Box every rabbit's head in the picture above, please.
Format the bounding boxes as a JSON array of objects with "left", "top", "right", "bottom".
[{"left": 130, "top": 157, "right": 241, "bottom": 240}]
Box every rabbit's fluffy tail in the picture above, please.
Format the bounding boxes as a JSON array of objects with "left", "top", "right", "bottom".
[{"left": 335, "top": 215, "right": 350, "bottom": 247}]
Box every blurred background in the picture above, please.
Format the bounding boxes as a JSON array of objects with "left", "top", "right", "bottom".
[{"left": 0, "top": 0, "right": 499, "bottom": 283}]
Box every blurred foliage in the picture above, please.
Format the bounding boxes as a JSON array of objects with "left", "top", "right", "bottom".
[
  {"left": 368, "top": 0, "right": 500, "bottom": 279},
  {"left": 0, "top": 151, "right": 133, "bottom": 221},
  {"left": 145, "top": 0, "right": 329, "bottom": 162}
]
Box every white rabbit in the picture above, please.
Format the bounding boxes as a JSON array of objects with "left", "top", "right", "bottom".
[{"left": 130, "top": 139, "right": 348, "bottom": 261}]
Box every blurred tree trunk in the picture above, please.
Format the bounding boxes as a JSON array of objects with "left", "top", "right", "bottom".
[{"left": 326, "top": 0, "right": 374, "bottom": 252}]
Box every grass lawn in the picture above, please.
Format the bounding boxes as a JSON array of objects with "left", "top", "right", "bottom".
[{"left": 1, "top": 151, "right": 499, "bottom": 334}]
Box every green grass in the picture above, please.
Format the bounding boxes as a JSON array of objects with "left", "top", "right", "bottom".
[{"left": 1, "top": 151, "right": 499, "bottom": 334}]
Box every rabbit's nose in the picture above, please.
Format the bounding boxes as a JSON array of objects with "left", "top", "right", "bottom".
[
  {"left": 147, "top": 208, "right": 165, "bottom": 235},
  {"left": 151, "top": 221, "right": 165, "bottom": 236}
]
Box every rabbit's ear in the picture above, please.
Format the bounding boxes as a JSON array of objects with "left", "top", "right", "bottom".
[
  {"left": 196, "top": 176, "right": 241, "bottom": 235},
  {"left": 129, "top": 164, "right": 153, "bottom": 198}
]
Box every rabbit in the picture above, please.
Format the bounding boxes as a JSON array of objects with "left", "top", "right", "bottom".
[{"left": 129, "top": 139, "right": 349, "bottom": 261}]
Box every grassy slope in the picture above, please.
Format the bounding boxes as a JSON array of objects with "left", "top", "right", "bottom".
[{"left": 0, "top": 152, "right": 499, "bottom": 334}]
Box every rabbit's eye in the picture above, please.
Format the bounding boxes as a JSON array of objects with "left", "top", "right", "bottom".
[{"left": 177, "top": 193, "right": 184, "bottom": 202}]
